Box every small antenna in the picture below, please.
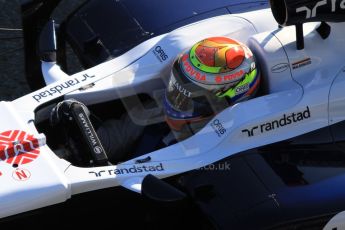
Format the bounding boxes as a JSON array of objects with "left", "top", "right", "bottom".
[{"left": 295, "top": 24, "right": 304, "bottom": 50}]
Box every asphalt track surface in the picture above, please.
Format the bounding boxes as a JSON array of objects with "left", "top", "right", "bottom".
[
  {"left": 0, "top": 0, "right": 86, "bottom": 101},
  {"left": 0, "top": 0, "right": 30, "bottom": 101}
]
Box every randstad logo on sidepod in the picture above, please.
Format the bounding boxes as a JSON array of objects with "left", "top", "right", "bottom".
[{"left": 242, "top": 106, "right": 311, "bottom": 137}]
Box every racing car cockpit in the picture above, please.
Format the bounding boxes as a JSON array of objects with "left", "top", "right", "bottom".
[
  {"left": 43, "top": 35, "right": 262, "bottom": 167},
  {"left": 1, "top": 0, "right": 345, "bottom": 229}
]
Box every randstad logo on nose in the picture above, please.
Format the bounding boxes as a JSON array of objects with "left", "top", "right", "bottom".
[{"left": 242, "top": 106, "right": 311, "bottom": 137}]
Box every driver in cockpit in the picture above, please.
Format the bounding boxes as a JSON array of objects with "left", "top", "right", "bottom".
[{"left": 97, "top": 36, "right": 260, "bottom": 163}]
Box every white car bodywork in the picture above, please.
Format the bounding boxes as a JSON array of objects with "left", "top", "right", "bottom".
[{"left": 0, "top": 7, "right": 345, "bottom": 224}]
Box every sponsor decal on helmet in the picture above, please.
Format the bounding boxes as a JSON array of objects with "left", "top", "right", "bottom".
[
  {"left": 89, "top": 163, "right": 165, "bottom": 177},
  {"left": 271, "top": 63, "right": 289, "bottom": 73},
  {"left": 152, "top": 46, "right": 169, "bottom": 62},
  {"left": 235, "top": 83, "right": 250, "bottom": 95},
  {"left": 292, "top": 58, "right": 312, "bottom": 69},
  {"left": 215, "top": 69, "right": 245, "bottom": 84},
  {"left": 0, "top": 130, "right": 40, "bottom": 166},
  {"left": 181, "top": 54, "right": 207, "bottom": 82},
  {"left": 170, "top": 75, "right": 192, "bottom": 98},
  {"left": 242, "top": 106, "right": 311, "bottom": 137},
  {"left": 182, "top": 53, "right": 246, "bottom": 85}
]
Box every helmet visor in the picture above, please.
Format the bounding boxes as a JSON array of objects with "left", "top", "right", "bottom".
[
  {"left": 165, "top": 60, "right": 214, "bottom": 119},
  {"left": 166, "top": 62, "right": 193, "bottom": 112}
]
